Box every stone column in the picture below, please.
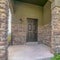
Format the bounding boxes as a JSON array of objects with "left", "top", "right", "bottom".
[
  {"left": 51, "top": 0, "right": 60, "bottom": 53},
  {"left": 0, "top": 0, "right": 9, "bottom": 60}
]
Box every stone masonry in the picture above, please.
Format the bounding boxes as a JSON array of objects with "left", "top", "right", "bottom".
[
  {"left": 12, "top": 22, "right": 26, "bottom": 45},
  {"left": 0, "top": 0, "right": 9, "bottom": 60},
  {"left": 12, "top": 21, "right": 51, "bottom": 47},
  {"left": 38, "top": 24, "right": 51, "bottom": 47},
  {"left": 51, "top": 6, "right": 60, "bottom": 53}
]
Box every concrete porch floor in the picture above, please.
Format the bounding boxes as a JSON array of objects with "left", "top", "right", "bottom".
[{"left": 8, "top": 42, "right": 54, "bottom": 60}]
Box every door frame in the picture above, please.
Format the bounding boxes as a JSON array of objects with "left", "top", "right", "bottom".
[{"left": 26, "top": 18, "right": 38, "bottom": 42}]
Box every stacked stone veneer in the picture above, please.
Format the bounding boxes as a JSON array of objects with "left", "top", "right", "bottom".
[
  {"left": 0, "top": 0, "right": 9, "bottom": 60},
  {"left": 12, "top": 19, "right": 52, "bottom": 46},
  {"left": 51, "top": 6, "right": 60, "bottom": 53},
  {"left": 12, "top": 22, "right": 26, "bottom": 45},
  {"left": 38, "top": 24, "right": 51, "bottom": 47},
  {"left": 12, "top": 21, "right": 51, "bottom": 47}
]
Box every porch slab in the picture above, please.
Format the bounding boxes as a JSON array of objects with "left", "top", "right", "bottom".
[{"left": 8, "top": 43, "right": 54, "bottom": 60}]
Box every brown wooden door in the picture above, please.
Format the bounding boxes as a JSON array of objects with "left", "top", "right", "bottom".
[{"left": 27, "top": 18, "right": 38, "bottom": 42}]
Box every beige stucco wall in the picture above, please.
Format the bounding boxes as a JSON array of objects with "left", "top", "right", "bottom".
[
  {"left": 43, "top": 1, "right": 51, "bottom": 25},
  {"left": 14, "top": 1, "right": 43, "bottom": 26},
  {"left": 55, "top": 0, "right": 60, "bottom": 6},
  {"left": 12, "top": 1, "right": 51, "bottom": 27}
]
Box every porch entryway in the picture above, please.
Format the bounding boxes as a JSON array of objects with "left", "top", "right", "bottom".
[{"left": 8, "top": 42, "right": 53, "bottom": 60}]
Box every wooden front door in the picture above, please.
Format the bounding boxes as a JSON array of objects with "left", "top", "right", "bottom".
[{"left": 27, "top": 18, "right": 38, "bottom": 42}]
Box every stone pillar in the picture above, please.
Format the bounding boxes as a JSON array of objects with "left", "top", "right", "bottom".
[
  {"left": 0, "top": 0, "right": 9, "bottom": 60},
  {"left": 51, "top": 0, "right": 60, "bottom": 53}
]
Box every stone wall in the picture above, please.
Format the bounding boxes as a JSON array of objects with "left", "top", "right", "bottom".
[
  {"left": 12, "top": 20, "right": 51, "bottom": 46},
  {"left": 12, "top": 22, "right": 26, "bottom": 45},
  {"left": 38, "top": 24, "right": 51, "bottom": 47},
  {"left": 0, "top": 0, "right": 9, "bottom": 60},
  {"left": 51, "top": 6, "right": 60, "bottom": 53}
]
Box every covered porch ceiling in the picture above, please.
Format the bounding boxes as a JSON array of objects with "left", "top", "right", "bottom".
[{"left": 14, "top": 0, "right": 48, "bottom": 6}]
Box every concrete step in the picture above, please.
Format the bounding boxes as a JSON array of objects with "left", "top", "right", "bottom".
[
  {"left": 8, "top": 44, "right": 54, "bottom": 60},
  {"left": 25, "top": 42, "right": 38, "bottom": 45}
]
